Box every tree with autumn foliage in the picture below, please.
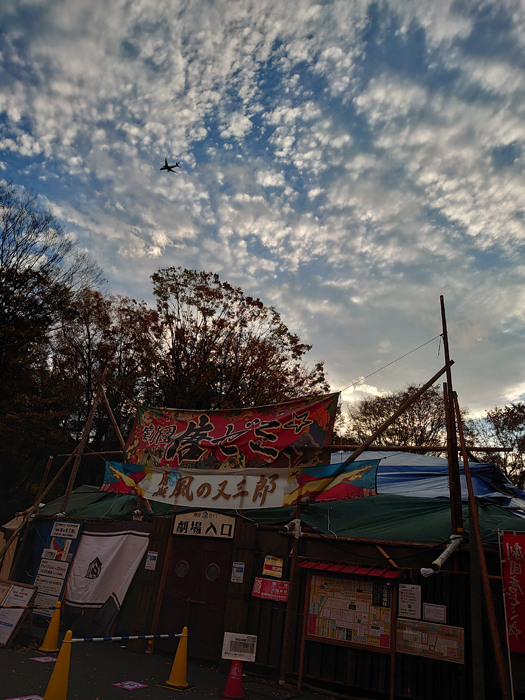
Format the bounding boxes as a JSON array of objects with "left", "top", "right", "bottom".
[
  {"left": 343, "top": 384, "right": 475, "bottom": 448},
  {"left": 51, "top": 290, "right": 160, "bottom": 451},
  {"left": 149, "top": 267, "right": 329, "bottom": 409},
  {"left": 475, "top": 403, "right": 525, "bottom": 488}
]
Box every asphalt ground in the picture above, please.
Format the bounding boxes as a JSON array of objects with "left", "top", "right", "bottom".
[{"left": 0, "top": 622, "right": 348, "bottom": 700}]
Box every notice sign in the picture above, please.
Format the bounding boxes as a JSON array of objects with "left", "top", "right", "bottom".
[
  {"left": 145, "top": 552, "right": 158, "bottom": 571},
  {"left": 231, "top": 562, "right": 245, "bottom": 584},
  {"left": 502, "top": 532, "right": 525, "bottom": 653},
  {"left": 0, "top": 583, "right": 36, "bottom": 647},
  {"left": 399, "top": 584, "right": 421, "bottom": 619},
  {"left": 307, "top": 575, "right": 392, "bottom": 648},
  {"left": 173, "top": 511, "right": 235, "bottom": 539},
  {"left": 252, "top": 577, "right": 290, "bottom": 602},
  {"left": 262, "top": 555, "right": 283, "bottom": 578},
  {"left": 397, "top": 618, "right": 464, "bottom": 664},
  {"left": 222, "top": 632, "right": 257, "bottom": 663},
  {"left": 50, "top": 522, "right": 81, "bottom": 540},
  {"left": 423, "top": 603, "right": 447, "bottom": 623}
]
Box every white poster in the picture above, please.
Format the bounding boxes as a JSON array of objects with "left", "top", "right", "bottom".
[
  {"left": 0, "top": 586, "right": 34, "bottom": 646},
  {"left": 51, "top": 523, "right": 81, "bottom": 539},
  {"left": 399, "top": 584, "right": 421, "bottom": 619},
  {"left": 33, "top": 575, "right": 64, "bottom": 597},
  {"left": 37, "top": 560, "right": 69, "bottom": 580}
]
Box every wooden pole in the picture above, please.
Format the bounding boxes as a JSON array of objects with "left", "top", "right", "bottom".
[
  {"left": 99, "top": 382, "right": 126, "bottom": 451},
  {"left": 341, "top": 362, "right": 454, "bottom": 466},
  {"left": 453, "top": 392, "right": 511, "bottom": 700},
  {"left": 0, "top": 446, "right": 79, "bottom": 562},
  {"left": 8, "top": 455, "right": 54, "bottom": 579},
  {"left": 330, "top": 445, "right": 508, "bottom": 453},
  {"left": 279, "top": 505, "right": 303, "bottom": 685},
  {"left": 441, "top": 295, "right": 464, "bottom": 534},
  {"left": 60, "top": 368, "right": 108, "bottom": 512}
]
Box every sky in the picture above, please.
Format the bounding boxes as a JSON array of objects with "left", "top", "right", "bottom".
[{"left": 1, "top": 0, "right": 525, "bottom": 418}]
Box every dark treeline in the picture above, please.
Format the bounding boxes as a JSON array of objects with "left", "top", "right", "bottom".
[{"left": 0, "top": 183, "right": 328, "bottom": 521}]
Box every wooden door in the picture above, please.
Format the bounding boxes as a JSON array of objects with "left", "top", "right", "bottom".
[{"left": 157, "top": 537, "right": 232, "bottom": 660}]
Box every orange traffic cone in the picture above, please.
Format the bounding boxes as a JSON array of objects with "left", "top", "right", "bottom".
[
  {"left": 219, "top": 660, "right": 245, "bottom": 699},
  {"left": 43, "top": 629, "right": 72, "bottom": 700},
  {"left": 39, "top": 602, "right": 61, "bottom": 653},
  {"left": 163, "top": 626, "right": 195, "bottom": 691}
]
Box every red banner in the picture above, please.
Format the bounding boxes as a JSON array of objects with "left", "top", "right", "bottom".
[
  {"left": 125, "top": 393, "right": 339, "bottom": 471},
  {"left": 502, "top": 533, "right": 525, "bottom": 653}
]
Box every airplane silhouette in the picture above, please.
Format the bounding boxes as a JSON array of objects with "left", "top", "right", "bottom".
[{"left": 160, "top": 159, "right": 180, "bottom": 173}]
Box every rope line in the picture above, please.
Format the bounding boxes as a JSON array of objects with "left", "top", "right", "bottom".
[
  {"left": 340, "top": 334, "right": 443, "bottom": 393},
  {"left": 65, "top": 633, "right": 186, "bottom": 643}
]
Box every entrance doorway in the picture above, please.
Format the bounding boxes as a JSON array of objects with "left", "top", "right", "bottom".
[{"left": 157, "top": 536, "right": 232, "bottom": 661}]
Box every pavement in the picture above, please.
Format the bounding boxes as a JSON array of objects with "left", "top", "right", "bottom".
[{"left": 0, "top": 621, "right": 344, "bottom": 700}]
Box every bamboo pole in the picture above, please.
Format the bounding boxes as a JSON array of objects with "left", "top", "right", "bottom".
[
  {"left": 441, "top": 295, "right": 464, "bottom": 534},
  {"left": 330, "top": 445, "right": 508, "bottom": 453},
  {"left": 8, "top": 455, "right": 54, "bottom": 580},
  {"left": 99, "top": 382, "right": 126, "bottom": 451},
  {"left": 60, "top": 368, "right": 108, "bottom": 512},
  {"left": 0, "top": 446, "right": 79, "bottom": 562},
  {"left": 279, "top": 505, "right": 303, "bottom": 685},
  {"left": 341, "top": 362, "right": 454, "bottom": 467},
  {"left": 453, "top": 391, "right": 511, "bottom": 700}
]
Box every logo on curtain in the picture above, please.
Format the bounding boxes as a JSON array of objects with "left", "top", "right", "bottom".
[{"left": 85, "top": 557, "right": 103, "bottom": 579}]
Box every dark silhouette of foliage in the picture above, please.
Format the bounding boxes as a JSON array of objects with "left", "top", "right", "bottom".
[
  {"left": 475, "top": 403, "right": 525, "bottom": 488},
  {"left": 0, "top": 182, "right": 102, "bottom": 520},
  {"left": 345, "top": 383, "right": 474, "bottom": 448},
  {"left": 150, "top": 267, "right": 329, "bottom": 409}
]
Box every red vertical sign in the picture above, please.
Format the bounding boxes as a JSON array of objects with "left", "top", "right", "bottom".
[{"left": 502, "top": 533, "right": 525, "bottom": 653}]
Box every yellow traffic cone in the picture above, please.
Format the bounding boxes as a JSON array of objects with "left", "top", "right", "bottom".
[
  {"left": 39, "top": 602, "right": 61, "bottom": 653},
  {"left": 43, "top": 629, "right": 72, "bottom": 700},
  {"left": 164, "top": 627, "right": 195, "bottom": 690}
]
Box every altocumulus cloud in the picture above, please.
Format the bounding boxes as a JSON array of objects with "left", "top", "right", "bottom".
[{"left": 1, "top": 0, "right": 525, "bottom": 414}]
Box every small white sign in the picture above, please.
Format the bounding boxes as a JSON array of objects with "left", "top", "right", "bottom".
[
  {"left": 145, "top": 551, "right": 158, "bottom": 571},
  {"left": 174, "top": 511, "right": 235, "bottom": 538},
  {"left": 222, "top": 632, "right": 257, "bottom": 663},
  {"left": 37, "top": 559, "right": 69, "bottom": 580},
  {"left": 423, "top": 602, "right": 447, "bottom": 623},
  {"left": 50, "top": 523, "right": 81, "bottom": 539},
  {"left": 231, "top": 562, "right": 245, "bottom": 584},
  {"left": 34, "top": 575, "right": 63, "bottom": 596},
  {"left": 399, "top": 584, "right": 421, "bottom": 619}
]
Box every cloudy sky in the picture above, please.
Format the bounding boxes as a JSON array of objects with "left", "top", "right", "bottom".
[{"left": 1, "top": 0, "right": 524, "bottom": 417}]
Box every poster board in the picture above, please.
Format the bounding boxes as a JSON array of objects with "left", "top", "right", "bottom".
[
  {"left": 298, "top": 569, "right": 398, "bottom": 700},
  {"left": 306, "top": 573, "right": 393, "bottom": 648},
  {"left": 396, "top": 618, "right": 464, "bottom": 663},
  {"left": 31, "top": 520, "right": 82, "bottom": 618},
  {"left": 0, "top": 579, "right": 37, "bottom": 647}
]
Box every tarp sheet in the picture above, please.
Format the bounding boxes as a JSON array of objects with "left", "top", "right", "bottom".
[{"left": 38, "top": 485, "right": 525, "bottom": 547}]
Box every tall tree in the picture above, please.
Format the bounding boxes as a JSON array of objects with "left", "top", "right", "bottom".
[
  {"left": 344, "top": 384, "right": 474, "bottom": 448},
  {"left": 475, "top": 403, "right": 525, "bottom": 488},
  {"left": 0, "top": 182, "right": 102, "bottom": 520},
  {"left": 150, "top": 267, "right": 329, "bottom": 409},
  {"left": 51, "top": 289, "right": 159, "bottom": 449}
]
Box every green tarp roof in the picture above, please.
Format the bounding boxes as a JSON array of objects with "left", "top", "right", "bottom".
[{"left": 37, "top": 485, "right": 525, "bottom": 547}]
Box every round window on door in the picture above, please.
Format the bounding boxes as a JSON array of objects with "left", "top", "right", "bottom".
[
  {"left": 176, "top": 560, "right": 189, "bottom": 578},
  {"left": 205, "top": 563, "right": 220, "bottom": 582}
]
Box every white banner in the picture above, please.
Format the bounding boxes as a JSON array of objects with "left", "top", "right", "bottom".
[
  {"left": 138, "top": 466, "right": 286, "bottom": 509},
  {"left": 65, "top": 523, "right": 150, "bottom": 611}
]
